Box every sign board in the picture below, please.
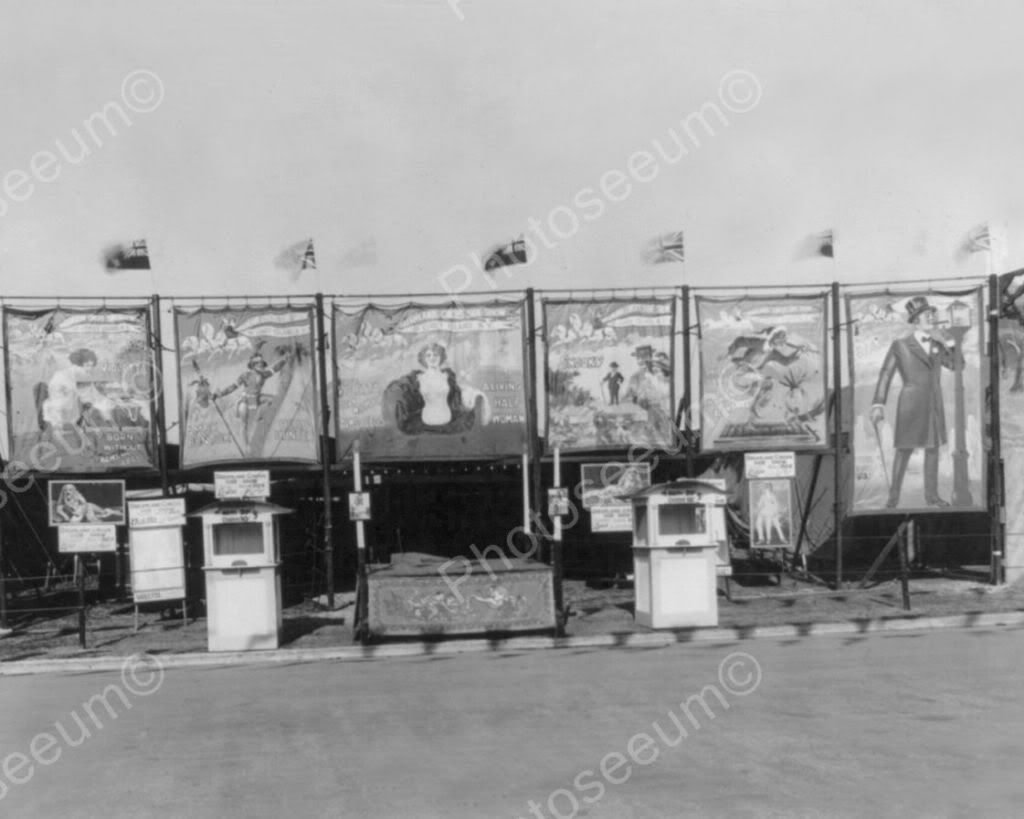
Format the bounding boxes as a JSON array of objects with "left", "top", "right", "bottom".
[
  {"left": 58, "top": 524, "right": 118, "bottom": 553},
  {"left": 581, "top": 463, "right": 652, "bottom": 533},
  {"left": 547, "top": 487, "right": 570, "bottom": 518},
  {"left": 214, "top": 471, "right": 270, "bottom": 500},
  {"left": 348, "top": 492, "right": 371, "bottom": 522},
  {"left": 128, "top": 498, "right": 186, "bottom": 529},
  {"left": 129, "top": 527, "right": 186, "bottom": 603},
  {"left": 49, "top": 480, "right": 126, "bottom": 527},
  {"left": 744, "top": 452, "right": 796, "bottom": 480},
  {"left": 590, "top": 505, "right": 635, "bottom": 533}
]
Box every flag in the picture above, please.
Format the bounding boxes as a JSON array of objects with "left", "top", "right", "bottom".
[
  {"left": 956, "top": 221, "right": 1008, "bottom": 272},
  {"left": 103, "top": 240, "right": 150, "bottom": 271},
  {"left": 339, "top": 237, "right": 377, "bottom": 270},
  {"left": 483, "top": 236, "right": 528, "bottom": 271},
  {"left": 794, "top": 230, "right": 835, "bottom": 261},
  {"left": 818, "top": 229, "right": 834, "bottom": 258},
  {"left": 275, "top": 238, "right": 316, "bottom": 280},
  {"left": 647, "top": 230, "right": 685, "bottom": 264},
  {"left": 962, "top": 223, "right": 991, "bottom": 254}
]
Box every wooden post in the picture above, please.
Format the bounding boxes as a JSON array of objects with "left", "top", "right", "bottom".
[
  {"left": 525, "top": 289, "right": 544, "bottom": 561},
  {"left": 76, "top": 555, "right": 86, "bottom": 648},
  {"left": 150, "top": 295, "right": 170, "bottom": 497},
  {"left": 899, "top": 520, "right": 912, "bottom": 611},
  {"left": 0, "top": 517, "right": 8, "bottom": 631},
  {"left": 988, "top": 273, "right": 1005, "bottom": 584},
  {"left": 681, "top": 285, "right": 694, "bottom": 478},
  {"left": 552, "top": 446, "right": 564, "bottom": 635},
  {"left": 831, "top": 282, "right": 844, "bottom": 589},
  {"left": 315, "top": 293, "right": 335, "bottom": 607}
]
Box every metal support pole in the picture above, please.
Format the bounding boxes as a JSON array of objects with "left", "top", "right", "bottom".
[
  {"left": 150, "top": 295, "right": 170, "bottom": 497},
  {"left": 552, "top": 447, "right": 564, "bottom": 635},
  {"left": 831, "top": 282, "right": 844, "bottom": 589},
  {"left": 315, "top": 294, "right": 335, "bottom": 607},
  {"left": 681, "top": 285, "right": 694, "bottom": 478},
  {"left": 525, "top": 289, "right": 544, "bottom": 562},
  {"left": 988, "top": 274, "right": 1005, "bottom": 584},
  {"left": 76, "top": 555, "right": 86, "bottom": 648}
]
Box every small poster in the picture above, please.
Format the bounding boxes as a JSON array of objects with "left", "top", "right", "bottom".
[
  {"left": 581, "top": 462, "right": 652, "bottom": 533},
  {"left": 215, "top": 470, "right": 271, "bottom": 500},
  {"left": 747, "top": 478, "right": 794, "bottom": 550},
  {"left": 129, "top": 527, "right": 186, "bottom": 603},
  {"left": 49, "top": 479, "right": 126, "bottom": 526},
  {"left": 547, "top": 487, "right": 570, "bottom": 518},
  {"left": 128, "top": 498, "right": 186, "bottom": 529},
  {"left": 58, "top": 524, "right": 118, "bottom": 553},
  {"left": 348, "top": 491, "right": 371, "bottom": 521}
]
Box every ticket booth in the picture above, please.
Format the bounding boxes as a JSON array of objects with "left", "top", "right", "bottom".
[
  {"left": 629, "top": 479, "right": 729, "bottom": 628},
  {"left": 194, "top": 500, "right": 290, "bottom": 651}
]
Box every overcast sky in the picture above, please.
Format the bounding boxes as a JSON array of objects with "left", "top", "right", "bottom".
[{"left": 0, "top": 0, "right": 1020, "bottom": 299}]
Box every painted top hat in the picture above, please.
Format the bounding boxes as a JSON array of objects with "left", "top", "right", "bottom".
[
  {"left": 632, "top": 344, "right": 654, "bottom": 359},
  {"left": 905, "top": 295, "right": 936, "bottom": 323}
]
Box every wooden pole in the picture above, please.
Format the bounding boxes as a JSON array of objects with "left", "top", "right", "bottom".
[
  {"left": 315, "top": 294, "right": 335, "bottom": 607},
  {"left": 681, "top": 285, "right": 694, "bottom": 478},
  {"left": 150, "top": 295, "right": 170, "bottom": 497},
  {"left": 521, "top": 447, "right": 530, "bottom": 534},
  {"left": 525, "top": 289, "right": 544, "bottom": 561},
  {"left": 552, "top": 446, "right": 564, "bottom": 635},
  {"left": 76, "top": 554, "right": 86, "bottom": 648},
  {"left": 831, "top": 282, "right": 844, "bottom": 589},
  {"left": 0, "top": 516, "right": 8, "bottom": 631},
  {"left": 899, "top": 520, "right": 912, "bottom": 611},
  {"left": 988, "top": 273, "right": 1005, "bottom": 584}
]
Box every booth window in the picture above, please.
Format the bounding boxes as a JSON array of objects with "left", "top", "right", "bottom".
[
  {"left": 658, "top": 505, "right": 707, "bottom": 538},
  {"left": 212, "top": 522, "right": 264, "bottom": 556}
]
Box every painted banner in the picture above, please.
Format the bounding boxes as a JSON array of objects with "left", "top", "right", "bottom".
[
  {"left": 581, "top": 462, "right": 652, "bottom": 533},
  {"left": 847, "top": 289, "right": 985, "bottom": 514},
  {"left": 3, "top": 307, "right": 156, "bottom": 472},
  {"left": 333, "top": 301, "right": 528, "bottom": 459},
  {"left": 697, "top": 294, "right": 828, "bottom": 451},
  {"left": 544, "top": 299, "right": 676, "bottom": 451},
  {"left": 997, "top": 272, "right": 1024, "bottom": 579},
  {"left": 176, "top": 307, "right": 319, "bottom": 466}
]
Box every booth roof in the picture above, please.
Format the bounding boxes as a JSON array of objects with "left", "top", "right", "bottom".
[
  {"left": 190, "top": 499, "right": 293, "bottom": 517},
  {"left": 626, "top": 479, "right": 729, "bottom": 500}
]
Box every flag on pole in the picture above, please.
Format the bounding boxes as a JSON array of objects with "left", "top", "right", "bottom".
[
  {"left": 103, "top": 240, "right": 151, "bottom": 271},
  {"left": 956, "top": 221, "right": 1008, "bottom": 273},
  {"left": 962, "top": 223, "right": 991, "bottom": 254},
  {"left": 483, "top": 236, "right": 528, "bottom": 271},
  {"left": 794, "top": 230, "right": 835, "bottom": 260},
  {"left": 275, "top": 238, "right": 316, "bottom": 280},
  {"left": 644, "top": 231, "right": 685, "bottom": 264},
  {"left": 818, "top": 229, "right": 834, "bottom": 258}
]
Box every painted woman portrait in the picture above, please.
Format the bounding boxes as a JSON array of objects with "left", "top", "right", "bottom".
[{"left": 382, "top": 342, "right": 490, "bottom": 434}]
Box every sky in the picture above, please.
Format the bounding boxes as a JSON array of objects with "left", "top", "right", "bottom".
[{"left": 0, "top": 0, "right": 1021, "bottom": 300}]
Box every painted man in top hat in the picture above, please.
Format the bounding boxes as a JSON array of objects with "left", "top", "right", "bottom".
[{"left": 869, "top": 296, "right": 959, "bottom": 508}]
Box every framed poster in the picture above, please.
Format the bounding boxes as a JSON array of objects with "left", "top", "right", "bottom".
[
  {"left": 544, "top": 299, "right": 676, "bottom": 452},
  {"left": 748, "top": 478, "right": 794, "bottom": 550},
  {"left": 696, "top": 294, "right": 828, "bottom": 451},
  {"left": 48, "top": 479, "right": 126, "bottom": 526},
  {"left": 581, "top": 462, "right": 651, "bottom": 533},
  {"left": 348, "top": 491, "right": 371, "bottom": 521},
  {"left": 58, "top": 524, "right": 118, "bottom": 553},
  {"left": 176, "top": 307, "right": 319, "bottom": 467},
  {"left": 3, "top": 307, "right": 157, "bottom": 472},
  {"left": 333, "top": 301, "right": 528, "bottom": 459},
  {"left": 847, "top": 288, "right": 985, "bottom": 514}
]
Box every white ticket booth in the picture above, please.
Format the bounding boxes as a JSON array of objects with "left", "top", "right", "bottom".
[
  {"left": 194, "top": 500, "right": 290, "bottom": 651},
  {"left": 629, "top": 479, "right": 729, "bottom": 628}
]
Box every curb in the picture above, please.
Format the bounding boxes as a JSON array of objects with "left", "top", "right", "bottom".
[{"left": 2, "top": 610, "right": 1024, "bottom": 677}]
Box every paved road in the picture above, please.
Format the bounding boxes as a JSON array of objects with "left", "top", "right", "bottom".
[{"left": 1, "top": 626, "right": 1022, "bottom": 818}]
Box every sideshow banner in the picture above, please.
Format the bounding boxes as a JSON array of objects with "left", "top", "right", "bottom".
[
  {"left": 333, "top": 301, "right": 527, "bottom": 459},
  {"left": 696, "top": 294, "right": 828, "bottom": 451},
  {"left": 4, "top": 308, "right": 156, "bottom": 472},
  {"left": 581, "top": 462, "right": 652, "bottom": 533},
  {"left": 544, "top": 299, "right": 676, "bottom": 451},
  {"left": 176, "top": 307, "right": 319, "bottom": 466},
  {"left": 847, "top": 289, "right": 985, "bottom": 514},
  {"left": 997, "top": 273, "right": 1024, "bottom": 578},
  {"left": 747, "top": 478, "right": 794, "bottom": 550}
]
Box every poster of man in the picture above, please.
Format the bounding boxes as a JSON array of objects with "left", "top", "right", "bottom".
[
  {"left": 3, "top": 308, "right": 156, "bottom": 472},
  {"left": 544, "top": 299, "right": 676, "bottom": 452},
  {"left": 747, "top": 478, "right": 793, "bottom": 549},
  {"left": 847, "top": 289, "right": 985, "bottom": 513},
  {"left": 176, "top": 307, "right": 319, "bottom": 466},
  {"left": 333, "top": 301, "right": 528, "bottom": 459},
  {"left": 697, "top": 295, "right": 828, "bottom": 451}
]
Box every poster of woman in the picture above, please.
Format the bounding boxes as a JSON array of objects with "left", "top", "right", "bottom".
[
  {"left": 3, "top": 308, "right": 156, "bottom": 472},
  {"left": 747, "top": 478, "right": 793, "bottom": 549},
  {"left": 333, "top": 301, "right": 528, "bottom": 459},
  {"left": 696, "top": 294, "right": 828, "bottom": 451},
  {"left": 847, "top": 289, "right": 985, "bottom": 514},
  {"left": 544, "top": 299, "right": 676, "bottom": 452},
  {"left": 176, "top": 307, "right": 319, "bottom": 466}
]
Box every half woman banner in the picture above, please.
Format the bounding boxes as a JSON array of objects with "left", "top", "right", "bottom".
[
  {"left": 3, "top": 307, "right": 156, "bottom": 472},
  {"left": 696, "top": 294, "right": 828, "bottom": 451},
  {"left": 175, "top": 307, "right": 319, "bottom": 467},
  {"left": 333, "top": 301, "right": 528, "bottom": 459},
  {"left": 543, "top": 298, "right": 676, "bottom": 452},
  {"left": 846, "top": 288, "right": 985, "bottom": 514}
]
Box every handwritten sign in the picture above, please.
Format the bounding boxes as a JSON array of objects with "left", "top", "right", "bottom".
[
  {"left": 590, "top": 504, "right": 634, "bottom": 533},
  {"left": 58, "top": 524, "right": 118, "bottom": 553},
  {"left": 744, "top": 452, "right": 796, "bottom": 480},
  {"left": 215, "top": 471, "right": 270, "bottom": 500},
  {"left": 128, "top": 498, "right": 186, "bottom": 529}
]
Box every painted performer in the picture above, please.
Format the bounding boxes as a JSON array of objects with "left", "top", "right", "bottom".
[
  {"left": 869, "top": 296, "right": 959, "bottom": 508},
  {"left": 753, "top": 483, "right": 786, "bottom": 545},
  {"left": 213, "top": 345, "right": 294, "bottom": 445},
  {"left": 601, "top": 362, "right": 624, "bottom": 404},
  {"left": 382, "top": 342, "right": 490, "bottom": 434}
]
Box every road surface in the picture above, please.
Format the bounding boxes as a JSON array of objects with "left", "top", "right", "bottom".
[{"left": 1, "top": 625, "right": 1022, "bottom": 817}]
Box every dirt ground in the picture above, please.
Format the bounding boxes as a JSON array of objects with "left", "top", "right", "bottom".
[{"left": 3, "top": 567, "right": 1023, "bottom": 664}]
